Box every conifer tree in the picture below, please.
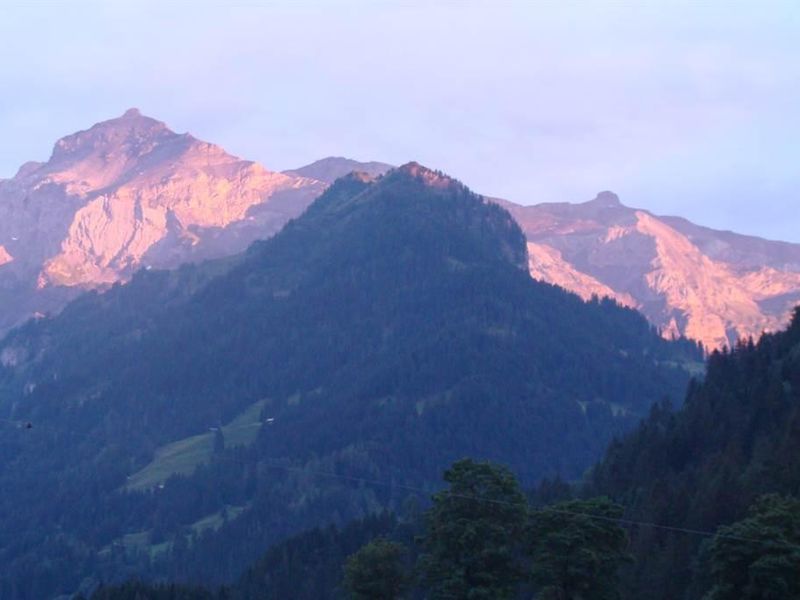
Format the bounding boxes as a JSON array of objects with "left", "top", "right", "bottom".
[
  {"left": 527, "top": 497, "right": 630, "bottom": 600},
  {"left": 419, "top": 459, "right": 528, "bottom": 599},
  {"left": 343, "top": 537, "right": 410, "bottom": 600},
  {"left": 704, "top": 494, "right": 800, "bottom": 600}
]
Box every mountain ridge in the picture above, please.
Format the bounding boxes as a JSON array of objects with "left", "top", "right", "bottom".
[{"left": 2, "top": 110, "right": 800, "bottom": 349}]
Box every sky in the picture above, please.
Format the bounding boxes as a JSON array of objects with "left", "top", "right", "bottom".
[{"left": 1, "top": 0, "right": 798, "bottom": 241}]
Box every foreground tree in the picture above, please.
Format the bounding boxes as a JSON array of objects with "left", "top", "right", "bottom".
[
  {"left": 419, "top": 459, "right": 528, "bottom": 599},
  {"left": 343, "top": 537, "right": 410, "bottom": 600},
  {"left": 703, "top": 494, "right": 800, "bottom": 600},
  {"left": 527, "top": 497, "right": 630, "bottom": 600}
]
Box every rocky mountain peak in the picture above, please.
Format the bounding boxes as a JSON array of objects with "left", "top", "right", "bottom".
[
  {"left": 50, "top": 109, "right": 174, "bottom": 160},
  {"left": 285, "top": 156, "right": 393, "bottom": 184},
  {"left": 396, "top": 161, "right": 459, "bottom": 189},
  {"left": 0, "top": 112, "right": 326, "bottom": 333},
  {"left": 589, "top": 191, "right": 622, "bottom": 207},
  {"left": 42, "top": 109, "right": 183, "bottom": 189}
]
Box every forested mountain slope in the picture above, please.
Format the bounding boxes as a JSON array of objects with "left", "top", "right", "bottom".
[
  {"left": 0, "top": 164, "right": 698, "bottom": 598},
  {"left": 588, "top": 306, "right": 800, "bottom": 599}
]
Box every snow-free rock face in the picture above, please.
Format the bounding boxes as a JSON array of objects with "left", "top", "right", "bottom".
[
  {"left": 0, "top": 109, "right": 325, "bottom": 332},
  {"left": 499, "top": 193, "right": 800, "bottom": 350},
  {"left": 284, "top": 156, "right": 392, "bottom": 183}
]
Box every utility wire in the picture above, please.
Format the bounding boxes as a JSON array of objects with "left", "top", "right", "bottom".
[
  {"left": 257, "top": 459, "right": 800, "bottom": 550},
  {"left": 2, "top": 418, "right": 798, "bottom": 550}
]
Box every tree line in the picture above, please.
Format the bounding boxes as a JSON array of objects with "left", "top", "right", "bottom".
[{"left": 87, "top": 455, "right": 800, "bottom": 600}]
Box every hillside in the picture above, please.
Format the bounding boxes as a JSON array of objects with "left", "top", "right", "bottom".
[
  {"left": 587, "top": 306, "right": 800, "bottom": 599},
  {"left": 0, "top": 164, "right": 698, "bottom": 598}
]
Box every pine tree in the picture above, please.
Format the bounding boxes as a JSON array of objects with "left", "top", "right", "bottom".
[
  {"left": 703, "top": 494, "right": 800, "bottom": 600},
  {"left": 343, "top": 537, "right": 410, "bottom": 600},
  {"left": 418, "top": 459, "right": 528, "bottom": 599},
  {"left": 527, "top": 497, "right": 630, "bottom": 600}
]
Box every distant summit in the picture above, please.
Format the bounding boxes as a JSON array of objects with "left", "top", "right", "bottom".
[
  {"left": 45, "top": 109, "right": 186, "bottom": 180},
  {"left": 285, "top": 156, "right": 393, "bottom": 183},
  {"left": 588, "top": 191, "right": 622, "bottom": 208}
]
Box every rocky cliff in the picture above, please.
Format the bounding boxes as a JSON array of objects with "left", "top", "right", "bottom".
[
  {"left": 0, "top": 109, "right": 325, "bottom": 331},
  {"left": 500, "top": 192, "right": 800, "bottom": 350}
]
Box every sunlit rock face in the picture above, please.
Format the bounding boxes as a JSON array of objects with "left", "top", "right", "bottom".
[
  {"left": 0, "top": 246, "right": 12, "bottom": 267},
  {"left": 0, "top": 109, "right": 325, "bottom": 331},
  {"left": 498, "top": 193, "right": 800, "bottom": 350}
]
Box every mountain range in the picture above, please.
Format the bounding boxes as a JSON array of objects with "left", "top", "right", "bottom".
[
  {"left": 0, "top": 109, "right": 794, "bottom": 599},
  {"left": 2, "top": 110, "right": 799, "bottom": 349}
]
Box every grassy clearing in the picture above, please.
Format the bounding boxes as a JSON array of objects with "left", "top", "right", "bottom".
[
  {"left": 659, "top": 357, "right": 706, "bottom": 377},
  {"left": 190, "top": 504, "right": 247, "bottom": 537},
  {"left": 124, "top": 398, "right": 269, "bottom": 491},
  {"left": 100, "top": 504, "right": 249, "bottom": 559}
]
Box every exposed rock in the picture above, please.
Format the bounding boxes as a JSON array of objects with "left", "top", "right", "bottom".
[
  {"left": 525, "top": 241, "right": 637, "bottom": 308},
  {"left": 0, "top": 246, "right": 12, "bottom": 267},
  {"left": 0, "top": 110, "right": 324, "bottom": 332},
  {"left": 499, "top": 194, "right": 800, "bottom": 350}
]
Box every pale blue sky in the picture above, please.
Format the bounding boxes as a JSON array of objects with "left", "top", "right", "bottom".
[{"left": 1, "top": 1, "right": 798, "bottom": 241}]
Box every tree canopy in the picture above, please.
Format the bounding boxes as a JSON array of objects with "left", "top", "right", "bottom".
[
  {"left": 703, "top": 494, "right": 800, "bottom": 600},
  {"left": 527, "top": 498, "right": 630, "bottom": 600},
  {"left": 343, "top": 538, "right": 410, "bottom": 600},
  {"left": 419, "top": 459, "right": 528, "bottom": 599}
]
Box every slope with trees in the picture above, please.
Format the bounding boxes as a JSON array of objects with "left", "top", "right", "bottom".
[
  {"left": 89, "top": 460, "right": 630, "bottom": 600},
  {"left": 588, "top": 307, "right": 800, "bottom": 598},
  {"left": 0, "top": 164, "right": 698, "bottom": 598}
]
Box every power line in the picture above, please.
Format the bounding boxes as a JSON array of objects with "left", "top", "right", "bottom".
[
  {"left": 258, "top": 459, "right": 800, "bottom": 550},
  {"left": 2, "top": 419, "right": 798, "bottom": 550}
]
